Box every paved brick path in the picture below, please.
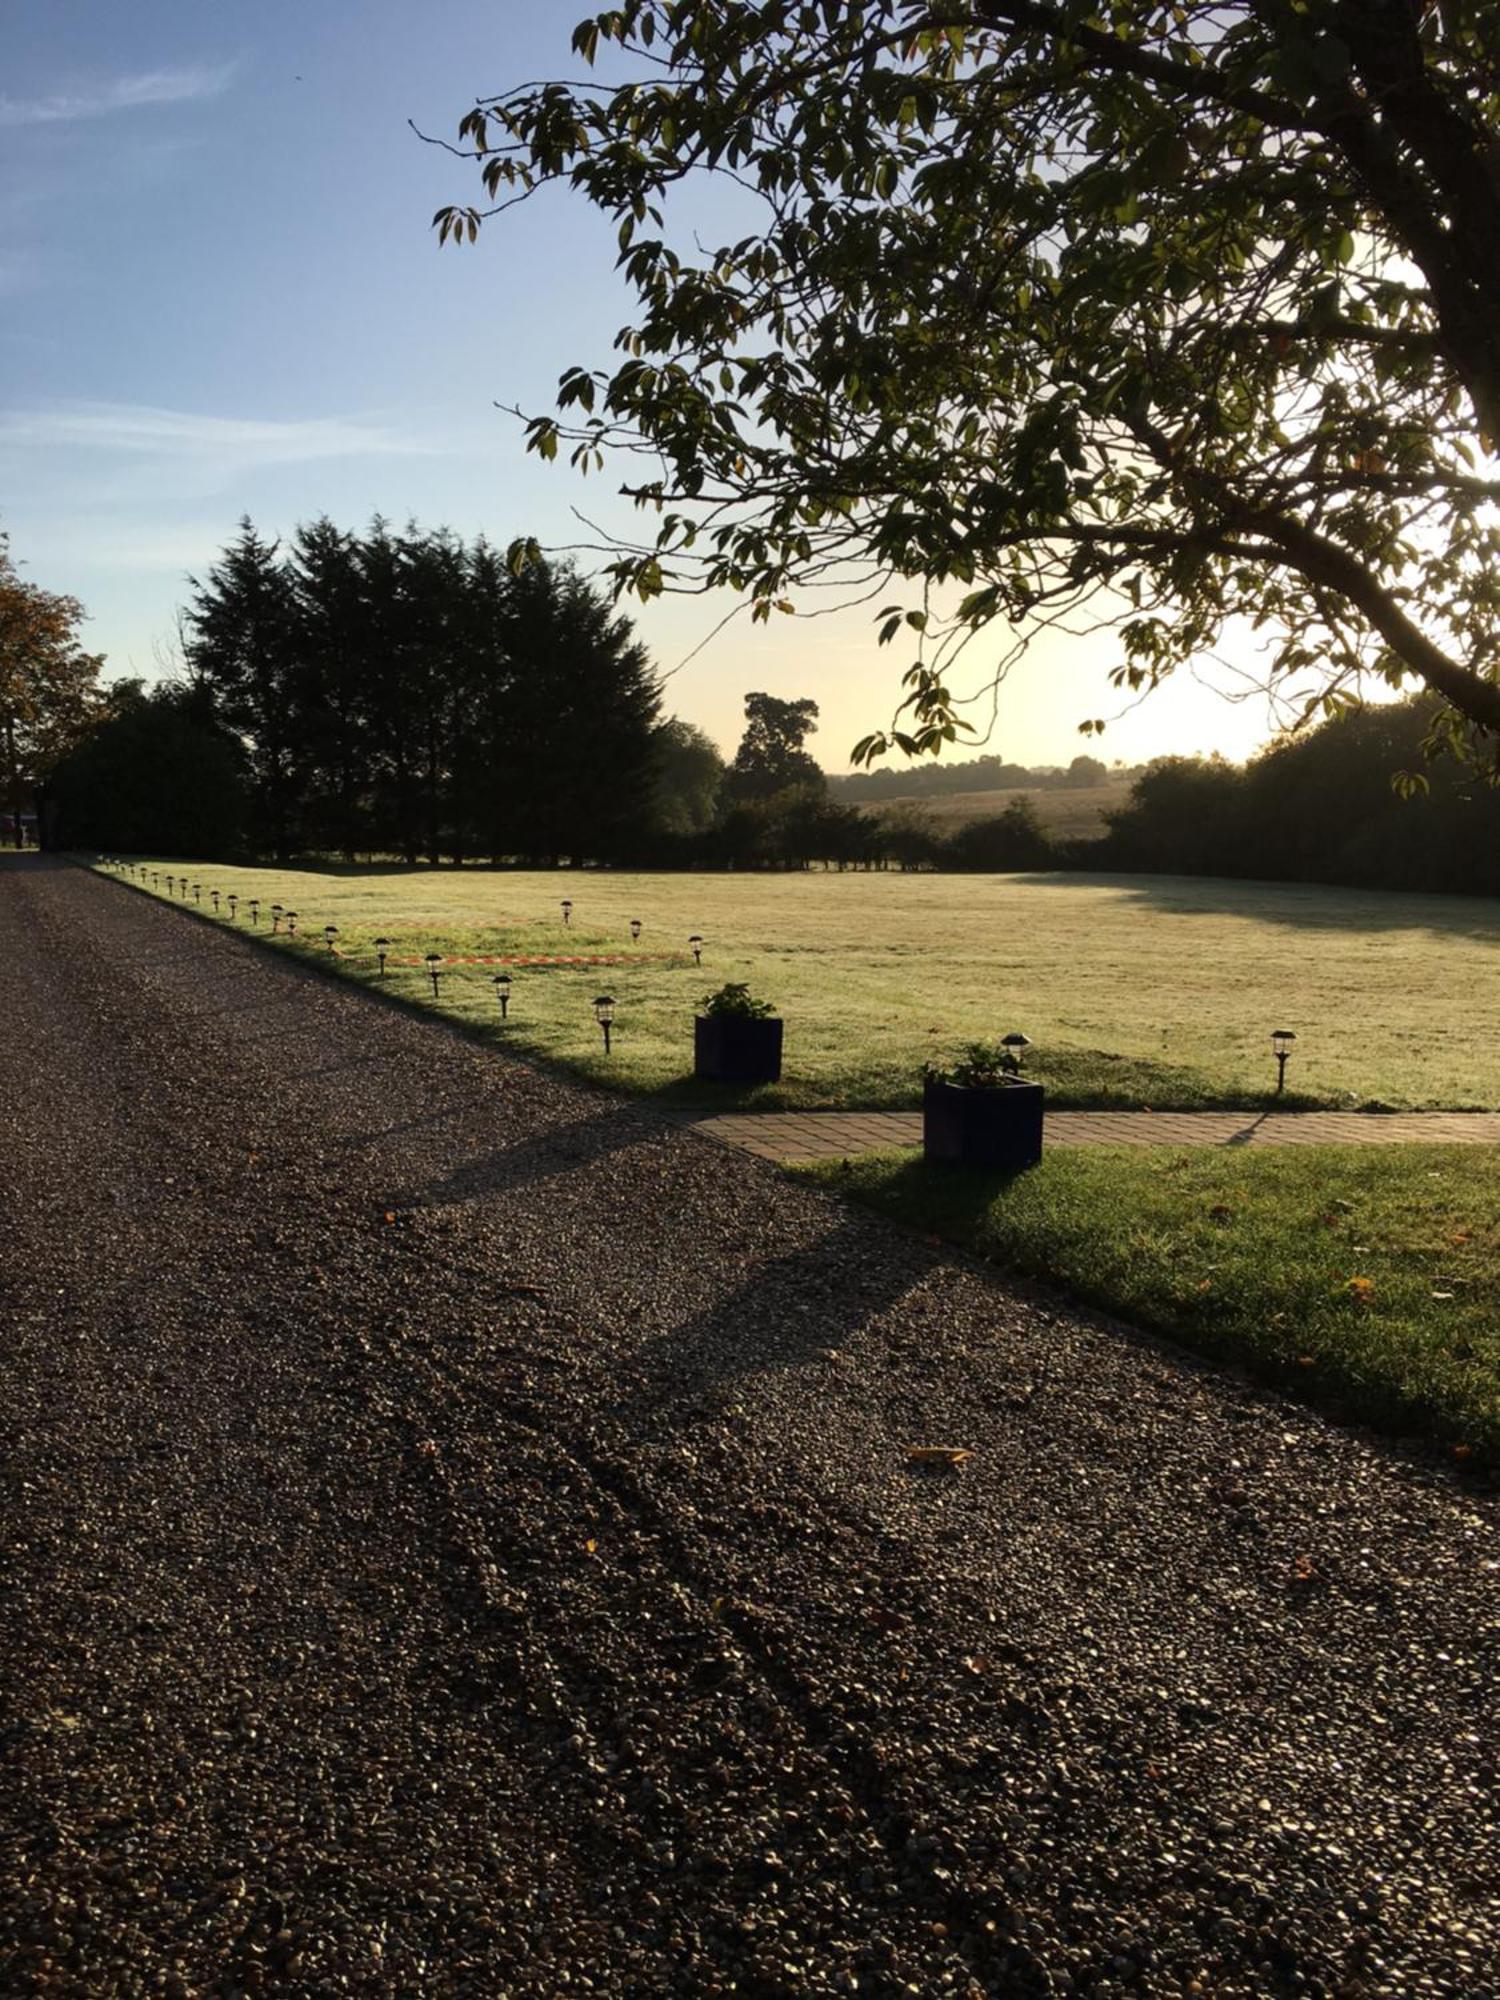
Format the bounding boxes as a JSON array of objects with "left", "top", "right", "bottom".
[{"left": 692, "top": 1107, "right": 1500, "bottom": 1160}]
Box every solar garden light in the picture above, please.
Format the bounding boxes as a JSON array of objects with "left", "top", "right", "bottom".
[
  {"left": 323, "top": 924, "right": 339, "bottom": 952},
  {"left": 561, "top": 899, "right": 573, "bottom": 927},
  {"left": 629, "top": 917, "right": 642, "bottom": 943},
  {"left": 689, "top": 934, "right": 703, "bottom": 967},
  {"left": 271, "top": 903, "right": 283, "bottom": 933},
  {"left": 193, "top": 884, "right": 202, "bottom": 905},
  {"left": 285, "top": 910, "right": 298, "bottom": 936},
  {"left": 248, "top": 898, "right": 260, "bottom": 926},
  {"left": 165, "top": 873, "right": 175, "bottom": 896},
  {"left": 211, "top": 889, "right": 220, "bottom": 913},
  {"left": 493, "top": 972, "right": 512, "bottom": 1019},
  {"left": 228, "top": 893, "right": 239, "bottom": 921},
  {"left": 375, "top": 937, "right": 391, "bottom": 977},
  {"left": 152, "top": 871, "right": 160, "bottom": 889},
  {"left": 1272, "top": 1028, "right": 1297, "bottom": 1095},
  {"left": 425, "top": 953, "right": 443, "bottom": 997},
  {"left": 593, "top": 993, "right": 617, "bottom": 1054},
  {"left": 1000, "top": 1031, "right": 1033, "bottom": 1074}
]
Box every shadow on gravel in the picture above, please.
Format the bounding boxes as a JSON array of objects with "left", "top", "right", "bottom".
[
  {"left": 627, "top": 1213, "right": 936, "bottom": 1397},
  {"left": 398, "top": 1101, "right": 664, "bottom": 1208}
]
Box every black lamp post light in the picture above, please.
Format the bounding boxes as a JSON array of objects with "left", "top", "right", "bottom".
[
  {"left": 425, "top": 952, "right": 443, "bottom": 997},
  {"left": 375, "top": 937, "right": 391, "bottom": 977},
  {"left": 593, "top": 993, "right": 617, "bottom": 1054},
  {"left": 1001, "top": 1031, "right": 1033, "bottom": 1074},
  {"left": 248, "top": 899, "right": 260, "bottom": 927},
  {"left": 561, "top": 899, "right": 573, "bottom": 927},
  {"left": 211, "top": 889, "right": 220, "bottom": 914},
  {"left": 228, "top": 894, "right": 239, "bottom": 921},
  {"left": 271, "top": 904, "right": 283, "bottom": 934},
  {"left": 193, "top": 884, "right": 202, "bottom": 906},
  {"left": 493, "top": 973, "right": 512, "bottom": 1019},
  {"left": 1272, "top": 1028, "right": 1297, "bottom": 1095},
  {"left": 629, "top": 917, "right": 642, "bottom": 943},
  {"left": 285, "top": 910, "right": 298, "bottom": 937},
  {"left": 323, "top": 925, "right": 339, "bottom": 953},
  {"left": 165, "top": 874, "right": 175, "bottom": 897},
  {"left": 689, "top": 934, "right": 703, "bottom": 967}
]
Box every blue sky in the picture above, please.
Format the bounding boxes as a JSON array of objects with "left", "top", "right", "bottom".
[{"left": 1, "top": 1, "right": 1285, "bottom": 771}]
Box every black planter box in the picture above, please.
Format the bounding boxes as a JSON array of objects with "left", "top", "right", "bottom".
[
  {"left": 923, "top": 1075, "right": 1044, "bottom": 1170},
  {"left": 694, "top": 1014, "right": 784, "bottom": 1085}
]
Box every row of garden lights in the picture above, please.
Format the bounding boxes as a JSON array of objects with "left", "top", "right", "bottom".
[
  {"left": 104, "top": 863, "right": 706, "bottom": 966},
  {"left": 102, "top": 864, "right": 649, "bottom": 1047}
]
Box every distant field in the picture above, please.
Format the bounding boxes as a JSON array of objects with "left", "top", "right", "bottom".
[
  {"left": 99, "top": 862, "right": 1500, "bottom": 1112},
  {"left": 869, "top": 779, "right": 1134, "bottom": 838}
]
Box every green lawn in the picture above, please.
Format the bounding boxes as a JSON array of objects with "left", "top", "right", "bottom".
[
  {"left": 97, "top": 860, "right": 1500, "bottom": 1111},
  {"left": 800, "top": 1146, "right": 1499, "bottom": 1467}
]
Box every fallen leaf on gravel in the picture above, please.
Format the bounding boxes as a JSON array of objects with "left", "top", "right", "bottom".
[
  {"left": 905, "top": 1446, "right": 973, "bottom": 1469},
  {"left": 383, "top": 1210, "right": 396, "bottom": 1224},
  {"left": 1453, "top": 1444, "right": 1473, "bottom": 1463}
]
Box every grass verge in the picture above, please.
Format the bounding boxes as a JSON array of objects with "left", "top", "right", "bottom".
[
  {"left": 797, "top": 1145, "right": 1499, "bottom": 1470},
  {"left": 94, "top": 859, "right": 1500, "bottom": 1112}
]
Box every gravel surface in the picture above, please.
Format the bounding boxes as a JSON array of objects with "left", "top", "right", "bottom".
[{"left": 1, "top": 855, "right": 1495, "bottom": 1999}]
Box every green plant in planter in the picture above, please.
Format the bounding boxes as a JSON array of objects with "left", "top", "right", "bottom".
[
  {"left": 694, "top": 982, "right": 783, "bottom": 1083},
  {"left": 698, "top": 981, "right": 777, "bottom": 1020},
  {"left": 923, "top": 1037, "right": 1043, "bottom": 1168},
  {"left": 924, "top": 1039, "right": 1029, "bottom": 1089}
]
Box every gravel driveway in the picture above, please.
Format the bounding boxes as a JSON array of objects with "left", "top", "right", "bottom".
[{"left": 1, "top": 856, "right": 1494, "bottom": 1999}]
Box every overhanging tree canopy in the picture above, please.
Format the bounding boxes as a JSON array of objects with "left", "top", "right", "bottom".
[{"left": 435, "top": 0, "right": 1500, "bottom": 762}]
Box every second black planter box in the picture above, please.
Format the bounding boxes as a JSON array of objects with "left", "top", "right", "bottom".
[
  {"left": 923, "top": 1075, "right": 1044, "bottom": 1170},
  {"left": 694, "top": 1015, "right": 784, "bottom": 1085}
]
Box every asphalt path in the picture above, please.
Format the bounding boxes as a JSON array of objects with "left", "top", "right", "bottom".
[{"left": 1, "top": 857, "right": 1494, "bottom": 1998}]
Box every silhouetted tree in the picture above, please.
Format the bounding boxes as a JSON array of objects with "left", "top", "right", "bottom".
[
  {"left": 946, "top": 799, "right": 1057, "bottom": 872},
  {"left": 724, "top": 693, "right": 824, "bottom": 803},
  {"left": 650, "top": 718, "right": 724, "bottom": 837},
  {"left": 184, "top": 521, "right": 662, "bottom": 866},
  {"left": 49, "top": 680, "right": 250, "bottom": 857},
  {"left": 185, "top": 519, "right": 300, "bottom": 859}
]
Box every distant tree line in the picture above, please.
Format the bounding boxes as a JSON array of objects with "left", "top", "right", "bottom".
[
  {"left": 664, "top": 696, "right": 1500, "bottom": 893},
  {"left": 43, "top": 516, "right": 1500, "bottom": 898},
  {"left": 830, "top": 751, "right": 1127, "bottom": 802},
  {"left": 1097, "top": 703, "right": 1500, "bottom": 899}
]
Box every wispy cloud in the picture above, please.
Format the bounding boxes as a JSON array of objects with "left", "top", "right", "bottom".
[
  {"left": 0, "top": 64, "right": 234, "bottom": 130},
  {"left": 0, "top": 401, "right": 434, "bottom": 471}
]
